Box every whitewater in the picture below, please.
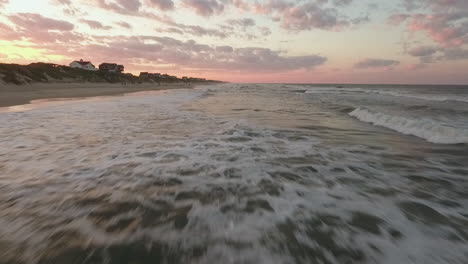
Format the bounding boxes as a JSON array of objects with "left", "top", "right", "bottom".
[{"left": 0, "top": 84, "right": 467, "bottom": 264}]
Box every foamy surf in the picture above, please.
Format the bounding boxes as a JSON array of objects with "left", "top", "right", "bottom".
[
  {"left": 305, "top": 87, "right": 468, "bottom": 103},
  {"left": 349, "top": 107, "right": 468, "bottom": 144}
]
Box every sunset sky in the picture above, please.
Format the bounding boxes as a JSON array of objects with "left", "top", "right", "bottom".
[{"left": 0, "top": 0, "right": 467, "bottom": 84}]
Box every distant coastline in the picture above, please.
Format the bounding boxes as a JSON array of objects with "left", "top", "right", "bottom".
[
  {"left": 0, "top": 62, "right": 223, "bottom": 108},
  {"left": 0, "top": 62, "right": 222, "bottom": 86}
]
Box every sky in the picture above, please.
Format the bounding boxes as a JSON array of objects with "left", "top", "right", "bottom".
[{"left": 0, "top": 0, "right": 467, "bottom": 84}]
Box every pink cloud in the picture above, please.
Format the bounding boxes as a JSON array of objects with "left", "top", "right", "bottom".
[
  {"left": 114, "top": 0, "right": 141, "bottom": 12},
  {"left": 231, "top": 0, "right": 249, "bottom": 11},
  {"left": 8, "top": 13, "right": 74, "bottom": 31},
  {"left": 17, "top": 33, "right": 326, "bottom": 74},
  {"left": 182, "top": 0, "right": 225, "bottom": 16},
  {"left": 389, "top": 0, "right": 468, "bottom": 48},
  {"left": 406, "top": 12, "right": 468, "bottom": 47},
  {"left": 51, "top": 0, "right": 85, "bottom": 16},
  {"left": 147, "top": 0, "right": 174, "bottom": 11},
  {"left": 80, "top": 19, "right": 112, "bottom": 30},
  {"left": 0, "top": 22, "right": 21, "bottom": 39},
  {"left": 4, "top": 13, "right": 82, "bottom": 43},
  {"left": 92, "top": 0, "right": 142, "bottom": 15}
]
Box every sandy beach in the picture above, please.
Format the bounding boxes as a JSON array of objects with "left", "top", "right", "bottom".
[{"left": 0, "top": 82, "right": 195, "bottom": 107}]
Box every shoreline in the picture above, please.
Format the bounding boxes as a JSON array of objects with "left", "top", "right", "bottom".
[{"left": 0, "top": 82, "right": 198, "bottom": 108}]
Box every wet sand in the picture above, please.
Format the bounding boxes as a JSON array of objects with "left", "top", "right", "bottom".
[{"left": 0, "top": 82, "right": 195, "bottom": 107}]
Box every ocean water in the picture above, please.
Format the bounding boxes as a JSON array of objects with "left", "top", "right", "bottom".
[{"left": 0, "top": 83, "right": 467, "bottom": 264}]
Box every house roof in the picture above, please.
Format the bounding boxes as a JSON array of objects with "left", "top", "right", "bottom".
[
  {"left": 73, "top": 60, "right": 93, "bottom": 66},
  {"left": 99, "top": 63, "right": 124, "bottom": 70}
]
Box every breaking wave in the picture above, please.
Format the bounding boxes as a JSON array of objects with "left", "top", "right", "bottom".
[{"left": 349, "top": 108, "right": 468, "bottom": 144}]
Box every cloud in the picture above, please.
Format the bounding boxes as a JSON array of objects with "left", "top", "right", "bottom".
[
  {"left": 115, "top": 21, "right": 132, "bottom": 29},
  {"left": 156, "top": 16, "right": 267, "bottom": 40},
  {"left": 252, "top": 1, "right": 366, "bottom": 31},
  {"left": 114, "top": 0, "right": 141, "bottom": 12},
  {"left": 389, "top": 0, "right": 468, "bottom": 48},
  {"left": 387, "top": 14, "right": 410, "bottom": 25},
  {"left": 51, "top": 0, "right": 84, "bottom": 16},
  {"left": 147, "top": 0, "right": 174, "bottom": 10},
  {"left": 85, "top": 0, "right": 237, "bottom": 39},
  {"left": 52, "top": 0, "right": 71, "bottom": 4},
  {"left": 333, "top": 0, "right": 353, "bottom": 6},
  {"left": 158, "top": 27, "right": 184, "bottom": 34},
  {"left": 25, "top": 34, "right": 326, "bottom": 73},
  {"left": 406, "top": 46, "right": 468, "bottom": 64},
  {"left": 5, "top": 13, "right": 81, "bottom": 43},
  {"left": 226, "top": 18, "right": 256, "bottom": 28},
  {"left": 259, "top": 26, "right": 272, "bottom": 36},
  {"left": 8, "top": 13, "right": 74, "bottom": 31},
  {"left": 0, "top": 22, "right": 21, "bottom": 39},
  {"left": 0, "top": 0, "right": 8, "bottom": 9},
  {"left": 442, "top": 48, "right": 468, "bottom": 60},
  {"left": 84, "top": 0, "right": 368, "bottom": 34},
  {"left": 224, "top": 48, "right": 327, "bottom": 71},
  {"left": 92, "top": 0, "right": 142, "bottom": 15},
  {"left": 182, "top": 42, "right": 324, "bottom": 71},
  {"left": 231, "top": 0, "right": 249, "bottom": 10},
  {"left": 402, "top": 0, "right": 468, "bottom": 11},
  {"left": 80, "top": 19, "right": 112, "bottom": 30},
  {"left": 156, "top": 17, "right": 228, "bottom": 38},
  {"left": 408, "top": 46, "right": 438, "bottom": 56},
  {"left": 354, "top": 58, "right": 400, "bottom": 69},
  {"left": 406, "top": 12, "right": 468, "bottom": 47},
  {"left": 182, "top": 0, "right": 225, "bottom": 16},
  {"left": 215, "top": 45, "right": 234, "bottom": 53},
  {"left": 283, "top": 6, "right": 344, "bottom": 30},
  {"left": 407, "top": 46, "right": 439, "bottom": 65}
]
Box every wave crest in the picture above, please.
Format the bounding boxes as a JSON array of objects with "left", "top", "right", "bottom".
[{"left": 349, "top": 108, "right": 468, "bottom": 144}]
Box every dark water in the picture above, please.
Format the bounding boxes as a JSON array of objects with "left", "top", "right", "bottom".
[{"left": 0, "top": 84, "right": 467, "bottom": 263}]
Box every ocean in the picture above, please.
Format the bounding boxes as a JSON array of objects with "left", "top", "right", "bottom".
[{"left": 0, "top": 83, "right": 467, "bottom": 264}]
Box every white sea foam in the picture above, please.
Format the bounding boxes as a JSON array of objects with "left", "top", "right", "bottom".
[
  {"left": 305, "top": 87, "right": 468, "bottom": 103},
  {"left": 350, "top": 107, "right": 468, "bottom": 144}
]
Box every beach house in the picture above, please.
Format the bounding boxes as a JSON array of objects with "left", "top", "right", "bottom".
[
  {"left": 69, "top": 59, "right": 98, "bottom": 71},
  {"left": 99, "top": 63, "right": 124, "bottom": 73}
]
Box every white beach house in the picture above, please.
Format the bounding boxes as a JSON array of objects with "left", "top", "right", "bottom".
[{"left": 69, "top": 59, "right": 98, "bottom": 71}]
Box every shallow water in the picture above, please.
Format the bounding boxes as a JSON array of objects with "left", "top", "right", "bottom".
[{"left": 0, "top": 84, "right": 467, "bottom": 264}]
